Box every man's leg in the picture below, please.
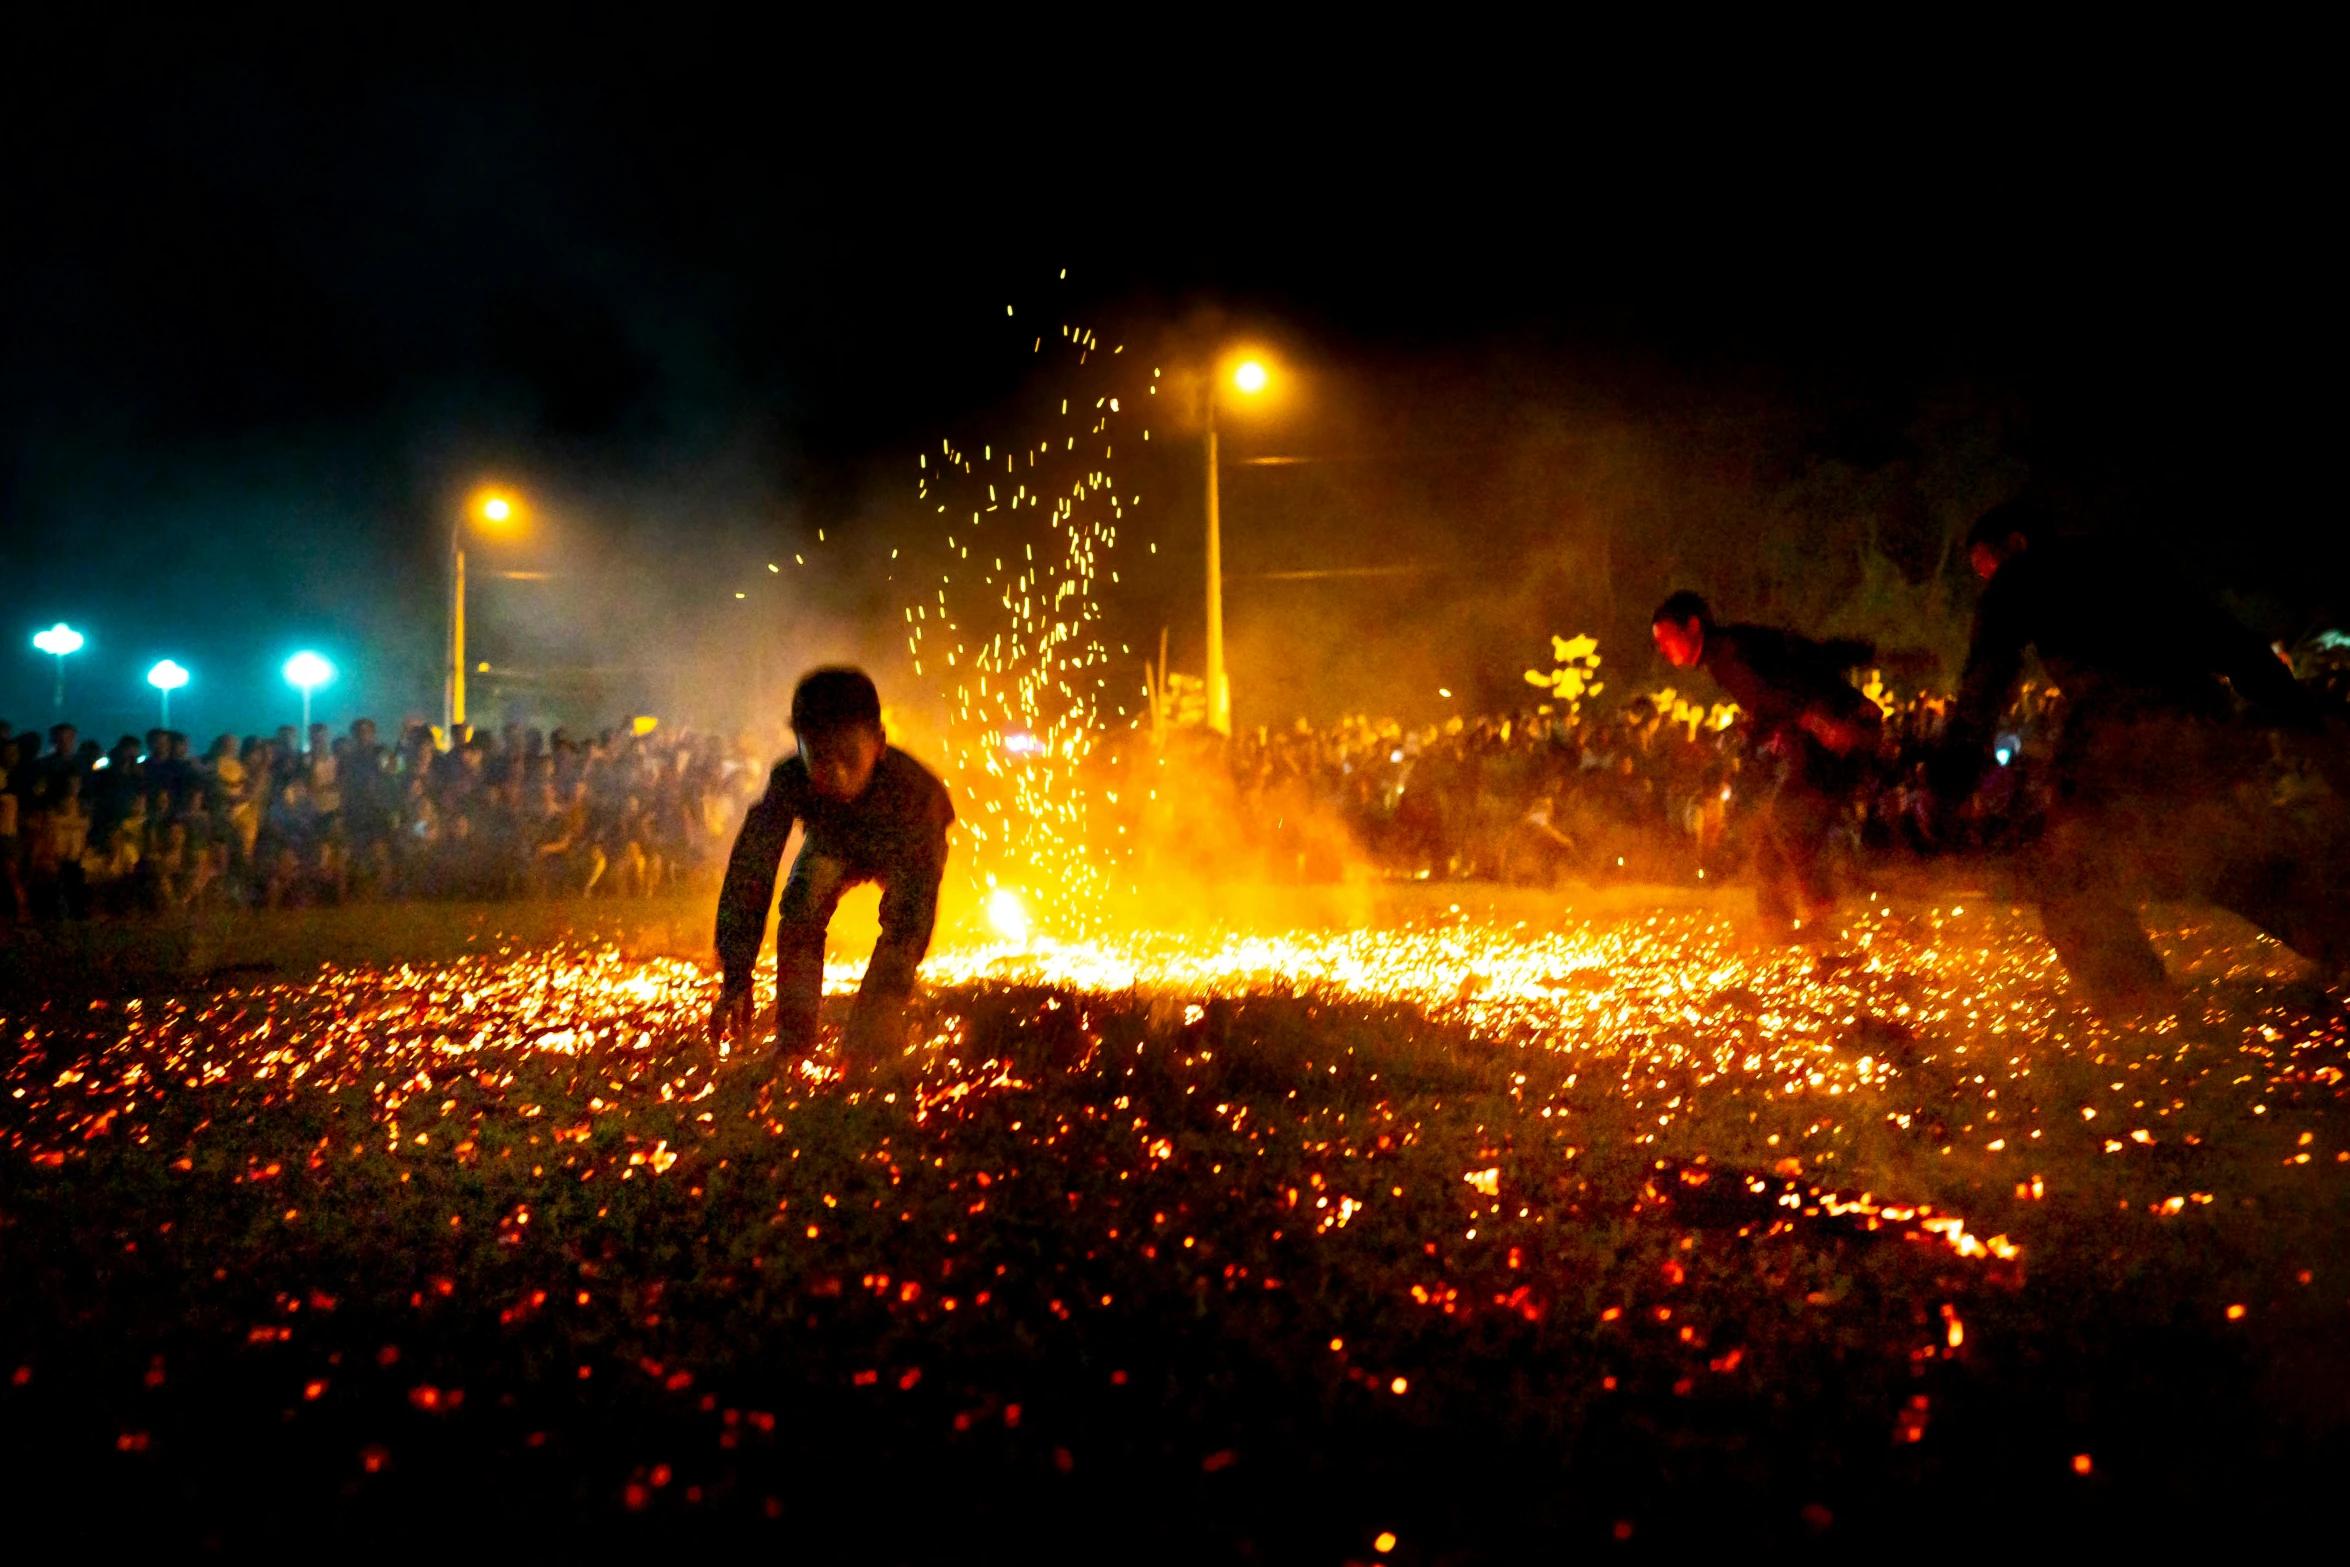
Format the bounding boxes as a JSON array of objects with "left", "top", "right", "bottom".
[
  {"left": 1770, "top": 788, "right": 1839, "bottom": 923},
  {"left": 2204, "top": 791, "right": 2350, "bottom": 981},
  {"left": 774, "top": 849, "right": 853, "bottom": 1053},
  {"left": 1750, "top": 821, "right": 1797, "bottom": 930},
  {"left": 2038, "top": 892, "right": 2168, "bottom": 1000},
  {"left": 2035, "top": 810, "right": 2167, "bottom": 1003},
  {"left": 1787, "top": 741, "right": 1854, "bottom": 923},
  {"left": 2210, "top": 858, "right": 2348, "bottom": 975},
  {"left": 852, "top": 839, "right": 947, "bottom": 1057},
  {"left": 1750, "top": 745, "right": 1832, "bottom": 935}
]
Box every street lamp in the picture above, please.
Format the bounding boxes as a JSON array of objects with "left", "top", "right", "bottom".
[
  {"left": 450, "top": 488, "right": 522, "bottom": 741},
  {"left": 283, "top": 651, "right": 333, "bottom": 744},
  {"left": 147, "top": 659, "right": 189, "bottom": 729},
  {"left": 31, "top": 623, "right": 84, "bottom": 717},
  {"left": 1204, "top": 356, "right": 1274, "bottom": 736}
]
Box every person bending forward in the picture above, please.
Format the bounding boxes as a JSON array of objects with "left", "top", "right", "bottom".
[
  {"left": 710, "top": 668, "right": 954, "bottom": 1064},
  {"left": 1652, "top": 591, "right": 1882, "bottom": 938}
]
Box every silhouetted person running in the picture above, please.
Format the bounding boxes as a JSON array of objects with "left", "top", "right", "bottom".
[
  {"left": 1653, "top": 591, "right": 1880, "bottom": 938},
  {"left": 1940, "top": 499, "right": 2344, "bottom": 1002},
  {"left": 710, "top": 668, "right": 954, "bottom": 1067}
]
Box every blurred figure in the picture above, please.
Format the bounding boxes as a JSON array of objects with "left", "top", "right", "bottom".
[
  {"left": 1940, "top": 500, "right": 2346, "bottom": 1000},
  {"left": 271, "top": 726, "right": 301, "bottom": 791},
  {"left": 0, "top": 734, "right": 24, "bottom": 920},
  {"left": 340, "top": 719, "right": 394, "bottom": 895},
  {"left": 34, "top": 770, "right": 92, "bottom": 917}
]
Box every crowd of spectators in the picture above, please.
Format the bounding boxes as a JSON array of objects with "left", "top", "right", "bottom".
[
  {"left": 1210, "top": 634, "right": 2350, "bottom": 888},
  {"left": 6, "top": 634, "right": 2345, "bottom": 923},
  {"left": 0, "top": 716, "right": 773, "bottom": 920},
  {"left": 1214, "top": 679, "right": 2110, "bottom": 887}
]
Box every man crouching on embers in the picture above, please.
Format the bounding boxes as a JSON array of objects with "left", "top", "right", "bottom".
[
  {"left": 710, "top": 668, "right": 954, "bottom": 1070},
  {"left": 1652, "top": 591, "right": 1882, "bottom": 941}
]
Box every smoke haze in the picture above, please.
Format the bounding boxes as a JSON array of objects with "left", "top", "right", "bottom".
[{"left": 5, "top": 30, "right": 2338, "bottom": 746}]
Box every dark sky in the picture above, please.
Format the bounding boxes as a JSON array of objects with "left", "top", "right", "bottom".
[{"left": 3, "top": 22, "right": 2335, "bottom": 739}]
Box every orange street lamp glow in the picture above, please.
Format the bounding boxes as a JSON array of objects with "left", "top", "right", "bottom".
[
  {"left": 1203, "top": 350, "right": 1283, "bottom": 734},
  {"left": 453, "top": 486, "right": 526, "bottom": 736}
]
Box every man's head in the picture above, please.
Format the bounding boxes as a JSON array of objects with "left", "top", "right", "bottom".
[
  {"left": 1649, "top": 591, "right": 1714, "bottom": 669},
  {"left": 791, "top": 667, "right": 886, "bottom": 802},
  {"left": 1965, "top": 499, "right": 2046, "bottom": 581},
  {"left": 49, "top": 723, "right": 76, "bottom": 755}
]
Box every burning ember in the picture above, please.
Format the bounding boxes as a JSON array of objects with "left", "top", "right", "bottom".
[
  {"left": 6, "top": 888, "right": 2343, "bottom": 1545},
  {"left": 11, "top": 891, "right": 2339, "bottom": 1244}
]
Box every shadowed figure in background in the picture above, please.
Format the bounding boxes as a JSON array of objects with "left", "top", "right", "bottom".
[
  {"left": 1653, "top": 591, "right": 1883, "bottom": 940},
  {"left": 710, "top": 668, "right": 955, "bottom": 1069},
  {"left": 1939, "top": 499, "right": 2348, "bottom": 1003}
]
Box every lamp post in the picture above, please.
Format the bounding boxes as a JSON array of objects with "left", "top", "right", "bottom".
[
  {"left": 1203, "top": 359, "right": 1271, "bottom": 736},
  {"left": 284, "top": 651, "right": 333, "bottom": 746},
  {"left": 31, "top": 623, "right": 84, "bottom": 717},
  {"left": 147, "top": 659, "right": 189, "bottom": 730},
  {"left": 450, "top": 490, "right": 519, "bottom": 742}
]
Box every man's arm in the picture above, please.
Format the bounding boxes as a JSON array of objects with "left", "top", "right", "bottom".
[
  {"left": 712, "top": 774, "right": 797, "bottom": 987},
  {"left": 1817, "top": 637, "right": 1876, "bottom": 673},
  {"left": 2203, "top": 610, "right": 2320, "bottom": 728},
  {"left": 843, "top": 761, "right": 956, "bottom": 1052},
  {"left": 1718, "top": 627, "right": 1867, "bottom": 743},
  {"left": 1791, "top": 635, "right": 1883, "bottom": 750},
  {"left": 849, "top": 819, "right": 952, "bottom": 1054}
]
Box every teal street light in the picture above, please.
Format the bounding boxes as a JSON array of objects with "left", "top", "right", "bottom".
[
  {"left": 31, "top": 623, "right": 85, "bottom": 716},
  {"left": 283, "top": 651, "right": 334, "bottom": 745},
  {"left": 147, "top": 659, "right": 190, "bottom": 729}
]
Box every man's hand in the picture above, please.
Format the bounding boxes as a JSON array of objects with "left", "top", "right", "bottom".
[
  {"left": 709, "top": 981, "right": 756, "bottom": 1051},
  {"left": 1797, "top": 709, "right": 1880, "bottom": 756}
]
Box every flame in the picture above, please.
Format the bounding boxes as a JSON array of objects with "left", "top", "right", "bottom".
[{"left": 987, "top": 888, "right": 1031, "bottom": 943}]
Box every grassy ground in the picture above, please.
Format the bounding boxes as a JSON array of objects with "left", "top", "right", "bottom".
[
  {"left": 0, "top": 894, "right": 721, "bottom": 1000},
  {"left": 2, "top": 885, "right": 2346, "bottom": 1558}
]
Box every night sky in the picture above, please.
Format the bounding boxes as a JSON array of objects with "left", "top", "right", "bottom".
[{"left": 4, "top": 23, "right": 2335, "bottom": 740}]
